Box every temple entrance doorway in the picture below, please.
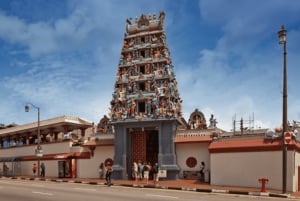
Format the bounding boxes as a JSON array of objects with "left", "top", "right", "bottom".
[{"left": 129, "top": 128, "right": 158, "bottom": 179}]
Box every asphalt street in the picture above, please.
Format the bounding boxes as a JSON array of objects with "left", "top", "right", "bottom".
[{"left": 0, "top": 178, "right": 296, "bottom": 201}]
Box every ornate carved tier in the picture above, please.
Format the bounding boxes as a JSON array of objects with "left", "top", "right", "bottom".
[{"left": 110, "top": 11, "right": 182, "bottom": 121}]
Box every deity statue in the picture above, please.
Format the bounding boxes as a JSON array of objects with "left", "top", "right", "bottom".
[
  {"left": 209, "top": 114, "right": 217, "bottom": 128},
  {"left": 129, "top": 99, "right": 136, "bottom": 117},
  {"left": 145, "top": 63, "right": 151, "bottom": 74},
  {"left": 146, "top": 98, "right": 152, "bottom": 116},
  {"left": 145, "top": 80, "right": 151, "bottom": 92}
]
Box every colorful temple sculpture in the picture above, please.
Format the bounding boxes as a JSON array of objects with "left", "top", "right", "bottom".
[
  {"left": 109, "top": 11, "right": 184, "bottom": 179},
  {"left": 110, "top": 11, "right": 182, "bottom": 121}
]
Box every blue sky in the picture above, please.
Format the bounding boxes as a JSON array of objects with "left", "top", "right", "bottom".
[{"left": 1, "top": 0, "right": 300, "bottom": 131}]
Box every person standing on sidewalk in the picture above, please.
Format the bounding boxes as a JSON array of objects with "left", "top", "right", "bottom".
[
  {"left": 132, "top": 162, "right": 138, "bottom": 181},
  {"left": 199, "top": 161, "right": 205, "bottom": 182},
  {"left": 143, "top": 162, "right": 151, "bottom": 184},
  {"left": 152, "top": 162, "right": 159, "bottom": 185},
  {"left": 32, "top": 163, "right": 37, "bottom": 175},
  {"left": 105, "top": 162, "right": 113, "bottom": 186},
  {"left": 40, "top": 162, "right": 45, "bottom": 177},
  {"left": 137, "top": 160, "right": 143, "bottom": 180}
]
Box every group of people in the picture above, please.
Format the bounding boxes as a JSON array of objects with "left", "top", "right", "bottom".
[
  {"left": 32, "top": 162, "right": 46, "bottom": 177},
  {"left": 132, "top": 161, "right": 159, "bottom": 184},
  {"left": 98, "top": 161, "right": 159, "bottom": 186}
]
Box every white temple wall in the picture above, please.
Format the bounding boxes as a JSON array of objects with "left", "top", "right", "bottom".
[
  {"left": 210, "top": 151, "right": 295, "bottom": 191},
  {"left": 76, "top": 146, "right": 114, "bottom": 178}
]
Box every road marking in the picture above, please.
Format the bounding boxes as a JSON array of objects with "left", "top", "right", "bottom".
[
  {"left": 146, "top": 194, "right": 178, "bottom": 199},
  {"left": 32, "top": 191, "right": 53, "bottom": 196},
  {"left": 73, "top": 187, "right": 97, "bottom": 191},
  {"left": 31, "top": 184, "right": 44, "bottom": 187}
]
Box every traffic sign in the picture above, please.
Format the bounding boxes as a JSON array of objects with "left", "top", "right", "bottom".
[{"left": 284, "top": 132, "right": 292, "bottom": 144}]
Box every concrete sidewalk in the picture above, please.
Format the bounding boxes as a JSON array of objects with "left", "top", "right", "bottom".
[{"left": 3, "top": 176, "right": 295, "bottom": 199}]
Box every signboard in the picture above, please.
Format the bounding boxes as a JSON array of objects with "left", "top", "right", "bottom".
[
  {"left": 36, "top": 149, "right": 43, "bottom": 157},
  {"left": 35, "top": 146, "right": 43, "bottom": 157},
  {"left": 158, "top": 170, "right": 167, "bottom": 178},
  {"left": 284, "top": 132, "right": 292, "bottom": 144}
]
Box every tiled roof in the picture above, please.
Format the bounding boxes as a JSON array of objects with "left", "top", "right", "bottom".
[
  {"left": 82, "top": 134, "right": 114, "bottom": 146},
  {"left": 82, "top": 139, "right": 114, "bottom": 146},
  {"left": 0, "top": 115, "right": 93, "bottom": 136},
  {"left": 208, "top": 137, "right": 300, "bottom": 153}
]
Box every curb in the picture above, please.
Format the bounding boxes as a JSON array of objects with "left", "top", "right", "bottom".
[
  {"left": 228, "top": 190, "right": 249, "bottom": 195},
  {"left": 111, "top": 182, "right": 291, "bottom": 198},
  {"left": 1, "top": 176, "right": 292, "bottom": 199}
]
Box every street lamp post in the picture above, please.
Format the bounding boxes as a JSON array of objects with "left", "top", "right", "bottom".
[
  {"left": 25, "top": 103, "right": 41, "bottom": 177},
  {"left": 278, "top": 25, "right": 287, "bottom": 194}
]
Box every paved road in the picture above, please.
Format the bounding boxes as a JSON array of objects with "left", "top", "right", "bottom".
[{"left": 0, "top": 178, "right": 296, "bottom": 201}]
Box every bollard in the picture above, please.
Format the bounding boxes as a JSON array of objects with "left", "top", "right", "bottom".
[{"left": 258, "top": 178, "right": 269, "bottom": 192}]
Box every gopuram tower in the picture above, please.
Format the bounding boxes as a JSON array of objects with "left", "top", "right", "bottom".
[{"left": 109, "top": 11, "right": 183, "bottom": 180}]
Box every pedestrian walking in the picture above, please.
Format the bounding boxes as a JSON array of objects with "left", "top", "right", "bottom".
[
  {"left": 143, "top": 162, "right": 151, "bottom": 184},
  {"left": 32, "top": 163, "right": 37, "bottom": 175},
  {"left": 105, "top": 162, "right": 113, "bottom": 186},
  {"left": 40, "top": 162, "right": 45, "bottom": 177},
  {"left": 152, "top": 162, "right": 159, "bottom": 185},
  {"left": 132, "top": 162, "right": 138, "bottom": 181},
  {"left": 199, "top": 161, "right": 205, "bottom": 182},
  {"left": 137, "top": 160, "right": 143, "bottom": 180}
]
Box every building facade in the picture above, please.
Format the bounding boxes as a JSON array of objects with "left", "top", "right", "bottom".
[
  {"left": 0, "top": 116, "right": 93, "bottom": 178},
  {"left": 209, "top": 125, "right": 300, "bottom": 192}
]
